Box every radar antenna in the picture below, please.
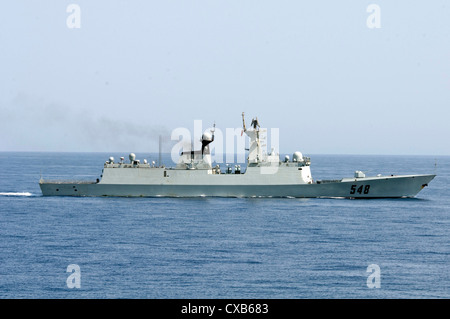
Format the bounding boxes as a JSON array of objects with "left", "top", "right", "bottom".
[
  {"left": 159, "top": 135, "right": 162, "bottom": 167},
  {"left": 251, "top": 117, "right": 260, "bottom": 130},
  {"left": 241, "top": 112, "right": 247, "bottom": 132},
  {"left": 211, "top": 121, "right": 216, "bottom": 136}
]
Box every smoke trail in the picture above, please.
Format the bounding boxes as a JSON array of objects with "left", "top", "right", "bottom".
[{"left": 1, "top": 93, "right": 173, "bottom": 152}]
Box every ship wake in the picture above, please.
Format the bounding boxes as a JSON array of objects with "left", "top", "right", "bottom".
[{"left": 0, "top": 192, "right": 36, "bottom": 197}]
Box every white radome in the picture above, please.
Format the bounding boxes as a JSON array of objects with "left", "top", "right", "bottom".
[{"left": 293, "top": 151, "right": 303, "bottom": 162}]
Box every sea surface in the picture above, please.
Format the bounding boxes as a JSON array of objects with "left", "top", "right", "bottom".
[{"left": 0, "top": 152, "right": 448, "bottom": 299}]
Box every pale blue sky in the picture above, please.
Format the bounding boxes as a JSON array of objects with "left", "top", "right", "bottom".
[{"left": 1, "top": 1, "right": 449, "bottom": 155}]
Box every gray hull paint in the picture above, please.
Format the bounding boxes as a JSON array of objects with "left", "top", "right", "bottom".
[
  {"left": 38, "top": 114, "right": 437, "bottom": 199},
  {"left": 39, "top": 174, "right": 435, "bottom": 198}
]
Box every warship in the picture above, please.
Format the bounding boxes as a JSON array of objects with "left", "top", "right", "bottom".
[{"left": 39, "top": 113, "right": 435, "bottom": 198}]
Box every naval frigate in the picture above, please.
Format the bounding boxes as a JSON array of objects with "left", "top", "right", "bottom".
[{"left": 39, "top": 113, "right": 435, "bottom": 198}]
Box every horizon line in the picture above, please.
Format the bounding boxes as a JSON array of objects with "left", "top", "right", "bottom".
[{"left": 0, "top": 150, "right": 448, "bottom": 157}]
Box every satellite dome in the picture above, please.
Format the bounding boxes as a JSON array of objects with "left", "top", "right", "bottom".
[
  {"left": 293, "top": 151, "right": 303, "bottom": 162},
  {"left": 202, "top": 131, "right": 213, "bottom": 142},
  {"left": 129, "top": 153, "right": 136, "bottom": 162}
]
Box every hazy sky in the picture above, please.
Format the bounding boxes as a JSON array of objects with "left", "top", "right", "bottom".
[{"left": 1, "top": 1, "right": 449, "bottom": 155}]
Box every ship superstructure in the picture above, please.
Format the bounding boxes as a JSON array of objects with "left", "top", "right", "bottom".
[{"left": 39, "top": 113, "right": 435, "bottom": 198}]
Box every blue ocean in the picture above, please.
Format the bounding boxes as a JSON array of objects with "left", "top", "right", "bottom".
[{"left": 0, "top": 152, "right": 448, "bottom": 299}]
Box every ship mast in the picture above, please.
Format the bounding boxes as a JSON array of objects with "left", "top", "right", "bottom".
[
  {"left": 159, "top": 135, "right": 162, "bottom": 167},
  {"left": 242, "top": 112, "right": 262, "bottom": 164}
]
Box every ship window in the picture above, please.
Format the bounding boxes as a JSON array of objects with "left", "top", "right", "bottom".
[
  {"left": 56, "top": 189, "right": 59, "bottom": 191},
  {"left": 164, "top": 171, "right": 167, "bottom": 177}
]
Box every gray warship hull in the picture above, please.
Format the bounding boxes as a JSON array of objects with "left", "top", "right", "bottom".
[
  {"left": 39, "top": 113, "right": 436, "bottom": 199},
  {"left": 39, "top": 169, "right": 435, "bottom": 198}
]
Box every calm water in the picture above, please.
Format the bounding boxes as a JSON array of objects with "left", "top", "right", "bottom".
[{"left": 0, "top": 152, "right": 448, "bottom": 298}]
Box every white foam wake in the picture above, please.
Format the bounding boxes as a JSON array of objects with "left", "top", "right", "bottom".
[{"left": 0, "top": 192, "right": 34, "bottom": 197}]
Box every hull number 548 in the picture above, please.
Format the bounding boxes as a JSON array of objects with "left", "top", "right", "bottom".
[{"left": 350, "top": 185, "right": 370, "bottom": 195}]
